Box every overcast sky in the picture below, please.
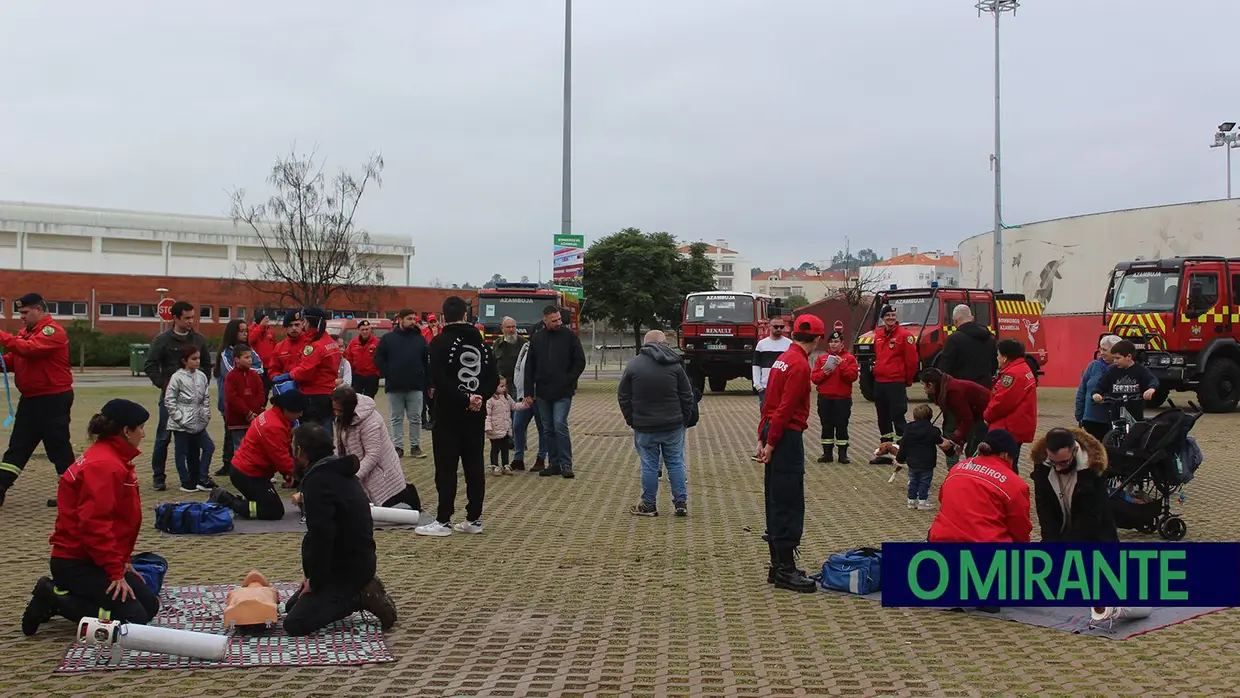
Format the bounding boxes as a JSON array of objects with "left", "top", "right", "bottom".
[{"left": 2, "top": 1, "right": 1237, "bottom": 285}]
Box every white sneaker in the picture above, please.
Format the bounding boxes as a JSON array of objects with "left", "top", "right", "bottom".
[
  {"left": 501, "top": 464, "right": 514, "bottom": 475},
  {"left": 906, "top": 499, "right": 917, "bottom": 509},
  {"left": 453, "top": 520, "right": 484, "bottom": 534},
  {"left": 917, "top": 500, "right": 935, "bottom": 511},
  {"left": 489, "top": 465, "right": 500, "bottom": 476},
  {"left": 415, "top": 521, "right": 453, "bottom": 537}
]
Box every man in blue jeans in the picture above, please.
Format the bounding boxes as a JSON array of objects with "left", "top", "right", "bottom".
[
  {"left": 142, "top": 301, "right": 211, "bottom": 491},
  {"left": 522, "top": 305, "right": 586, "bottom": 479},
  {"left": 374, "top": 309, "right": 431, "bottom": 459},
  {"left": 618, "top": 330, "right": 700, "bottom": 516}
]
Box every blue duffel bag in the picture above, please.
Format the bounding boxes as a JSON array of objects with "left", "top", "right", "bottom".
[
  {"left": 153, "top": 502, "right": 234, "bottom": 535},
  {"left": 130, "top": 552, "right": 168, "bottom": 594},
  {"left": 814, "top": 547, "right": 882, "bottom": 595}
]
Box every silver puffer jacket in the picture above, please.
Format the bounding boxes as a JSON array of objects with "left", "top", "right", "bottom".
[{"left": 164, "top": 368, "right": 212, "bottom": 433}]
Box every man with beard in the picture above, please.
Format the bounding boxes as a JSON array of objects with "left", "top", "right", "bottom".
[
  {"left": 0, "top": 293, "right": 75, "bottom": 508},
  {"left": 345, "top": 321, "right": 381, "bottom": 398},
  {"left": 375, "top": 310, "right": 430, "bottom": 459},
  {"left": 273, "top": 308, "right": 341, "bottom": 441},
  {"left": 415, "top": 297, "right": 499, "bottom": 537},
  {"left": 524, "top": 306, "right": 586, "bottom": 479},
  {"left": 491, "top": 317, "right": 538, "bottom": 471},
  {"left": 752, "top": 317, "right": 792, "bottom": 411}
]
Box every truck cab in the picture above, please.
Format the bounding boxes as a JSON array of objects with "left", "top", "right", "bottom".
[
  {"left": 1103, "top": 256, "right": 1240, "bottom": 412},
  {"left": 680, "top": 291, "right": 783, "bottom": 395},
  {"left": 325, "top": 318, "right": 393, "bottom": 344},
  {"left": 475, "top": 283, "right": 578, "bottom": 342},
  {"left": 853, "top": 286, "right": 1047, "bottom": 401}
]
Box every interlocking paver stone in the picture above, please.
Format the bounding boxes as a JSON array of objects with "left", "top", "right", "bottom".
[{"left": 0, "top": 380, "right": 1236, "bottom": 696}]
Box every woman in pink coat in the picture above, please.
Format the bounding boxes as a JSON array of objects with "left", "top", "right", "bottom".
[
  {"left": 332, "top": 385, "right": 420, "bottom": 510},
  {"left": 485, "top": 378, "right": 516, "bottom": 475}
]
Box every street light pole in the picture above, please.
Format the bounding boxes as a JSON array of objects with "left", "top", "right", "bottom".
[
  {"left": 977, "top": 0, "right": 1017, "bottom": 292},
  {"left": 1210, "top": 122, "right": 1238, "bottom": 199},
  {"left": 561, "top": 0, "right": 572, "bottom": 240}
]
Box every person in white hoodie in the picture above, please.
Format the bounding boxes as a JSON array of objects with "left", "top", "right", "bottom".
[
  {"left": 752, "top": 318, "right": 793, "bottom": 410},
  {"left": 164, "top": 345, "right": 216, "bottom": 493}
]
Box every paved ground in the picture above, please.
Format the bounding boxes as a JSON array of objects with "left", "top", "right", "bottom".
[{"left": 0, "top": 381, "right": 1236, "bottom": 697}]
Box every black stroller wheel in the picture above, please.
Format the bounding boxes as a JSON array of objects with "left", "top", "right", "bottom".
[{"left": 1159, "top": 516, "right": 1187, "bottom": 541}]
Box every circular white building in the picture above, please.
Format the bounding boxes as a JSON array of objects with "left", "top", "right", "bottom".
[{"left": 957, "top": 198, "right": 1240, "bottom": 386}]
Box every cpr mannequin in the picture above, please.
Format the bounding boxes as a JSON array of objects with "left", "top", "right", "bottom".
[{"left": 223, "top": 571, "right": 280, "bottom": 629}]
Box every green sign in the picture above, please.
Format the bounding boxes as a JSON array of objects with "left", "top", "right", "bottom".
[
  {"left": 554, "top": 234, "right": 584, "bottom": 248},
  {"left": 553, "top": 284, "right": 583, "bottom": 301}
]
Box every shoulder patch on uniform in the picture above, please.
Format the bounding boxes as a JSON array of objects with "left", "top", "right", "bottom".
[
  {"left": 905, "top": 335, "right": 914, "bottom": 344},
  {"left": 42, "top": 326, "right": 55, "bottom": 336},
  {"left": 303, "top": 345, "right": 314, "bottom": 356},
  {"left": 1000, "top": 374, "right": 1014, "bottom": 387}
]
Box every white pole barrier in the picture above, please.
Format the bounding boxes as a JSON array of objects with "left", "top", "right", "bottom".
[
  {"left": 77, "top": 618, "right": 229, "bottom": 662},
  {"left": 369, "top": 504, "right": 421, "bottom": 525},
  {"left": 1090, "top": 607, "right": 1154, "bottom": 623}
]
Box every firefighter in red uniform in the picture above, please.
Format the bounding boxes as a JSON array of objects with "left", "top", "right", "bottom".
[
  {"left": 421, "top": 313, "right": 440, "bottom": 429},
  {"left": 346, "top": 320, "right": 381, "bottom": 398},
  {"left": 0, "top": 293, "right": 76, "bottom": 508},
  {"left": 869, "top": 304, "right": 919, "bottom": 465},
  {"left": 210, "top": 390, "right": 306, "bottom": 519},
  {"left": 248, "top": 311, "right": 277, "bottom": 370},
  {"left": 983, "top": 338, "right": 1037, "bottom": 473},
  {"left": 929, "top": 428, "right": 1031, "bottom": 544},
  {"left": 269, "top": 310, "right": 309, "bottom": 377},
  {"left": 810, "top": 330, "right": 859, "bottom": 464},
  {"left": 757, "top": 314, "right": 823, "bottom": 593},
  {"left": 273, "top": 308, "right": 341, "bottom": 439}
]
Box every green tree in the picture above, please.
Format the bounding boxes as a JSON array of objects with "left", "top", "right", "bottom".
[
  {"left": 786, "top": 293, "right": 810, "bottom": 310},
  {"left": 583, "top": 228, "right": 715, "bottom": 348}
]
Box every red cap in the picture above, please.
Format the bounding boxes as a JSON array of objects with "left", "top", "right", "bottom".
[
  {"left": 792, "top": 314, "right": 825, "bottom": 337},
  {"left": 426, "top": 314, "right": 437, "bottom": 321}
]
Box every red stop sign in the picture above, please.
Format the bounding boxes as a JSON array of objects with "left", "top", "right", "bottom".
[
  {"left": 157, "top": 298, "right": 177, "bottom": 322},
  {"left": 833, "top": 320, "right": 844, "bottom": 333}
]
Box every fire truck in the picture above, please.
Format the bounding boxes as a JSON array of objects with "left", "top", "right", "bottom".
[
  {"left": 474, "top": 282, "right": 579, "bottom": 342},
  {"left": 325, "top": 318, "right": 393, "bottom": 343},
  {"left": 1103, "top": 256, "right": 1240, "bottom": 413},
  {"left": 680, "top": 291, "right": 785, "bottom": 395},
  {"left": 853, "top": 285, "right": 1048, "bottom": 401}
]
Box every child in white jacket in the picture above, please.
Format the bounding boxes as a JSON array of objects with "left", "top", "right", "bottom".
[
  {"left": 164, "top": 345, "right": 217, "bottom": 493},
  {"left": 485, "top": 378, "right": 515, "bottom": 475}
]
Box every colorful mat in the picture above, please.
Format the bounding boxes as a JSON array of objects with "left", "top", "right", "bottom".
[
  {"left": 56, "top": 582, "right": 395, "bottom": 671},
  {"left": 820, "top": 587, "right": 1228, "bottom": 640}
]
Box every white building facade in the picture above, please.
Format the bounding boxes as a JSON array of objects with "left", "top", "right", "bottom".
[
  {"left": 860, "top": 248, "right": 958, "bottom": 290},
  {"left": 679, "top": 239, "right": 751, "bottom": 293},
  {"left": 0, "top": 201, "right": 415, "bottom": 284}
]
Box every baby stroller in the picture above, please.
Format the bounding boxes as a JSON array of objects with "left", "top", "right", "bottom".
[{"left": 1102, "top": 399, "right": 1204, "bottom": 541}]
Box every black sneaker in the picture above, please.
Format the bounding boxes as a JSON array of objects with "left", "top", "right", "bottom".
[
  {"left": 179, "top": 483, "right": 198, "bottom": 493},
  {"left": 208, "top": 487, "right": 236, "bottom": 507},
  {"left": 214, "top": 465, "right": 231, "bottom": 477},
  {"left": 153, "top": 482, "right": 166, "bottom": 492},
  {"left": 561, "top": 468, "right": 575, "bottom": 479},
  {"left": 395, "top": 447, "right": 405, "bottom": 458},
  {"left": 197, "top": 481, "right": 216, "bottom": 492},
  {"left": 531, "top": 457, "right": 546, "bottom": 472},
  {"left": 511, "top": 459, "right": 526, "bottom": 471},
  {"left": 538, "top": 465, "right": 563, "bottom": 477},
  {"left": 674, "top": 501, "right": 688, "bottom": 517},
  {"left": 359, "top": 577, "right": 398, "bottom": 630},
  {"left": 21, "top": 577, "right": 58, "bottom": 636},
  {"left": 630, "top": 502, "right": 658, "bottom": 517},
  {"left": 410, "top": 447, "right": 426, "bottom": 459},
  {"left": 46, "top": 498, "right": 57, "bottom": 508}
]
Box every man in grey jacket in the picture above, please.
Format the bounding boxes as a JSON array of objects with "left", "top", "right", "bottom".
[
  {"left": 143, "top": 301, "right": 212, "bottom": 490},
  {"left": 618, "top": 330, "right": 700, "bottom": 517}
]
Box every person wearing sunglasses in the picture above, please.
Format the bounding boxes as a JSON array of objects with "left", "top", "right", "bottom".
[{"left": 1029, "top": 427, "right": 1117, "bottom": 543}]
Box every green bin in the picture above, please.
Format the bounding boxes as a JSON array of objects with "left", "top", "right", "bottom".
[{"left": 129, "top": 344, "right": 150, "bottom": 377}]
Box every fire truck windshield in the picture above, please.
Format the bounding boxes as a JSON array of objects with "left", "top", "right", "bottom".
[
  {"left": 882, "top": 296, "right": 940, "bottom": 326},
  {"left": 477, "top": 297, "right": 547, "bottom": 326},
  {"left": 685, "top": 295, "right": 755, "bottom": 324},
  {"left": 1111, "top": 270, "right": 1179, "bottom": 312}
]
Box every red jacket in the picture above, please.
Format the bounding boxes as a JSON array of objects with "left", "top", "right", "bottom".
[
  {"left": 872, "top": 324, "right": 919, "bottom": 385},
  {"left": 346, "top": 336, "right": 379, "bottom": 377},
  {"left": 269, "top": 333, "right": 308, "bottom": 376},
  {"left": 758, "top": 344, "right": 811, "bottom": 448},
  {"left": 985, "top": 360, "right": 1038, "bottom": 443},
  {"left": 224, "top": 367, "right": 267, "bottom": 428},
  {"left": 421, "top": 325, "right": 439, "bottom": 343},
  {"left": 928, "top": 454, "right": 1032, "bottom": 543},
  {"left": 49, "top": 437, "right": 142, "bottom": 581},
  {"left": 248, "top": 322, "right": 277, "bottom": 367},
  {"left": 935, "top": 374, "right": 991, "bottom": 444},
  {"left": 290, "top": 333, "right": 343, "bottom": 395},
  {"left": 232, "top": 406, "right": 296, "bottom": 478},
  {"left": 811, "top": 351, "right": 859, "bottom": 399},
  {"left": 0, "top": 316, "right": 72, "bottom": 397}
]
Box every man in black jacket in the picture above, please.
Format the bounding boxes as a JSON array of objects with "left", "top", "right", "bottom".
[
  {"left": 416, "top": 296, "right": 499, "bottom": 537},
  {"left": 523, "top": 305, "right": 586, "bottom": 479},
  {"left": 936, "top": 304, "right": 996, "bottom": 388},
  {"left": 284, "top": 423, "right": 397, "bottom": 636},
  {"left": 143, "top": 300, "right": 212, "bottom": 491},
  {"left": 618, "top": 330, "right": 699, "bottom": 517},
  {"left": 374, "top": 309, "right": 430, "bottom": 459}
]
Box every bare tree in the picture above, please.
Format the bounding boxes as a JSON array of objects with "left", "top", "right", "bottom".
[
  {"left": 230, "top": 147, "right": 386, "bottom": 309},
  {"left": 838, "top": 266, "right": 887, "bottom": 313}
]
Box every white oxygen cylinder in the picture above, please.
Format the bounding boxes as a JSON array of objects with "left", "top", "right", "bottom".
[
  {"left": 77, "top": 618, "right": 229, "bottom": 661},
  {"left": 1090, "top": 607, "right": 1154, "bottom": 623},
  {"left": 369, "top": 504, "right": 421, "bottom": 525}
]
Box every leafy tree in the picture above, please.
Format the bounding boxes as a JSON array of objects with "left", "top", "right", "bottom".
[
  {"left": 828, "top": 248, "right": 882, "bottom": 272},
  {"left": 786, "top": 293, "right": 810, "bottom": 310},
  {"left": 483, "top": 273, "right": 507, "bottom": 289},
  {"left": 750, "top": 266, "right": 764, "bottom": 277},
  {"left": 520, "top": 275, "right": 530, "bottom": 283},
  {"left": 797, "top": 262, "right": 819, "bottom": 272},
  {"left": 230, "top": 147, "right": 386, "bottom": 308},
  {"left": 857, "top": 248, "right": 880, "bottom": 265},
  {"left": 462, "top": 282, "right": 477, "bottom": 290},
  {"left": 583, "top": 228, "right": 715, "bottom": 348}
]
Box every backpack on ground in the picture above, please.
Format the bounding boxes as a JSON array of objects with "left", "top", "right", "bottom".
[
  {"left": 153, "top": 502, "right": 234, "bottom": 534},
  {"left": 813, "top": 547, "right": 882, "bottom": 595},
  {"left": 130, "top": 552, "right": 168, "bottom": 594}
]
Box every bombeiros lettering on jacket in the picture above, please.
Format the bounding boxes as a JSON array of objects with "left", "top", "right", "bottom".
[
  {"left": 958, "top": 458, "right": 1008, "bottom": 483},
  {"left": 771, "top": 360, "right": 789, "bottom": 372}
]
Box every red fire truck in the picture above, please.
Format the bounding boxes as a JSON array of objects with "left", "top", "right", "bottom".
[
  {"left": 853, "top": 285, "right": 1048, "bottom": 401},
  {"left": 474, "top": 282, "right": 579, "bottom": 342},
  {"left": 1103, "top": 256, "right": 1240, "bottom": 413},
  {"left": 680, "top": 291, "right": 785, "bottom": 395}
]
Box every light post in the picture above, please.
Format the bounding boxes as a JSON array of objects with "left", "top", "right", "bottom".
[
  {"left": 561, "top": 0, "right": 572, "bottom": 240},
  {"left": 977, "top": 0, "right": 1017, "bottom": 292},
  {"left": 1210, "top": 122, "right": 1238, "bottom": 199},
  {"left": 156, "top": 287, "right": 169, "bottom": 334}
]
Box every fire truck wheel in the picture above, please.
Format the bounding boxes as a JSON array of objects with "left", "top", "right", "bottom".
[
  {"left": 1197, "top": 357, "right": 1240, "bottom": 414},
  {"left": 709, "top": 375, "right": 729, "bottom": 393}
]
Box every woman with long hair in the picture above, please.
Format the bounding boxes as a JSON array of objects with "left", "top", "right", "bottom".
[
  {"left": 21, "top": 399, "right": 160, "bottom": 636},
  {"left": 215, "top": 318, "right": 265, "bottom": 475},
  {"left": 332, "top": 385, "right": 420, "bottom": 511}
]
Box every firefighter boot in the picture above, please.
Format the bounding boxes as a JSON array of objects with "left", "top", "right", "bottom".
[
  {"left": 816, "top": 445, "right": 833, "bottom": 464},
  {"left": 766, "top": 541, "right": 778, "bottom": 584},
  {"left": 772, "top": 547, "right": 817, "bottom": 593},
  {"left": 837, "top": 445, "right": 851, "bottom": 464}
]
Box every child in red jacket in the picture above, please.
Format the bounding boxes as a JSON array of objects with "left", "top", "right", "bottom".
[
  {"left": 224, "top": 345, "right": 267, "bottom": 454},
  {"left": 810, "top": 330, "right": 860, "bottom": 464}
]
